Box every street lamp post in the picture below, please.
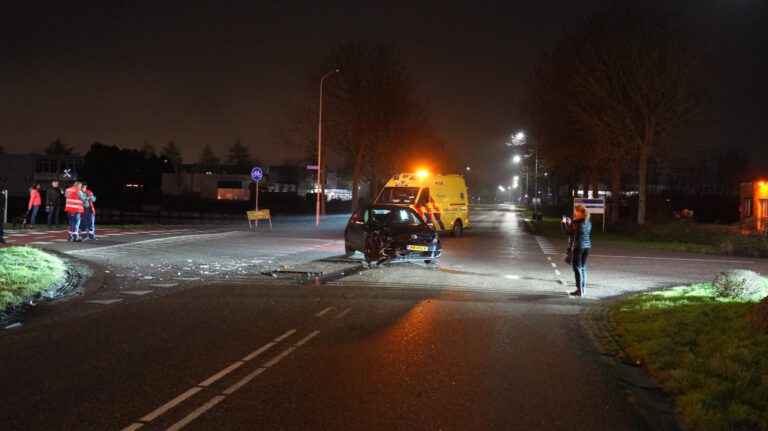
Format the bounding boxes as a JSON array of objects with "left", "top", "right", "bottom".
[
  {"left": 507, "top": 131, "right": 539, "bottom": 216},
  {"left": 316, "top": 68, "right": 340, "bottom": 226}
]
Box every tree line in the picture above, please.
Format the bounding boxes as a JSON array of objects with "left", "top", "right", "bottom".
[{"left": 523, "top": 4, "right": 709, "bottom": 224}]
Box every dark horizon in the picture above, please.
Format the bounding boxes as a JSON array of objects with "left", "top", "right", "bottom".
[{"left": 2, "top": 1, "right": 766, "bottom": 186}]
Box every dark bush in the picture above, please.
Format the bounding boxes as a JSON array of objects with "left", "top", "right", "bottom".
[{"left": 747, "top": 296, "right": 768, "bottom": 333}]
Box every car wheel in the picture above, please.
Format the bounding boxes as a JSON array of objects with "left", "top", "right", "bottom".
[
  {"left": 451, "top": 220, "right": 463, "bottom": 237},
  {"left": 344, "top": 234, "right": 355, "bottom": 257},
  {"left": 364, "top": 237, "right": 378, "bottom": 264}
]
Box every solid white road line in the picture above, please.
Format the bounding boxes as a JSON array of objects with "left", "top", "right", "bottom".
[
  {"left": 165, "top": 395, "right": 226, "bottom": 431},
  {"left": 315, "top": 307, "right": 333, "bottom": 317},
  {"left": 140, "top": 387, "right": 204, "bottom": 422}
]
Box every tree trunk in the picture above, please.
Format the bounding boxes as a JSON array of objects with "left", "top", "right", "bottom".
[
  {"left": 637, "top": 140, "right": 650, "bottom": 225},
  {"left": 591, "top": 170, "right": 599, "bottom": 199},
  {"left": 350, "top": 143, "right": 365, "bottom": 212},
  {"left": 609, "top": 164, "right": 622, "bottom": 223}
]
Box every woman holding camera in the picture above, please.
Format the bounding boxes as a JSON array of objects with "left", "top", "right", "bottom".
[{"left": 562, "top": 204, "right": 592, "bottom": 296}]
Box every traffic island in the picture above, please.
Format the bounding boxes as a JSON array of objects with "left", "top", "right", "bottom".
[{"left": 0, "top": 246, "right": 77, "bottom": 326}]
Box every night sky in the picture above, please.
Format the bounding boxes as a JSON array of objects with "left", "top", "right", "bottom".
[{"left": 1, "top": 0, "right": 766, "bottom": 184}]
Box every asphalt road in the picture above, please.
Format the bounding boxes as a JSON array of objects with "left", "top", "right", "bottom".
[{"left": 2, "top": 207, "right": 766, "bottom": 430}]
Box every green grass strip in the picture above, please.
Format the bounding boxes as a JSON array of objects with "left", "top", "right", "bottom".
[
  {"left": 611, "top": 282, "right": 768, "bottom": 429},
  {"left": 0, "top": 247, "right": 67, "bottom": 309}
]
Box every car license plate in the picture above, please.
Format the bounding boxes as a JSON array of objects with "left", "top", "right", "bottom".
[{"left": 407, "top": 245, "right": 429, "bottom": 251}]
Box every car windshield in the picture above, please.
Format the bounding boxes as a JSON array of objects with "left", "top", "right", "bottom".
[
  {"left": 377, "top": 187, "right": 419, "bottom": 204},
  {"left": 371, "top": 208, "right": 425, "bottom": 225}
]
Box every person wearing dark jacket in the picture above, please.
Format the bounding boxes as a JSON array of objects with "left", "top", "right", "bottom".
[
  {"left": 46, "top": 180, "right": 64, "bottom": 228},
  {"left": 562, "top": 204, "right": 592, "bottom": 297}
]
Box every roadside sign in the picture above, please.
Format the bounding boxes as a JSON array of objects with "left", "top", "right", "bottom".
[
  {"left": 250, "top": 167, "right": 263, "bottom": 182},
  {"left": 574, "top": 197, "right": 606, "bottom": 232},
  {"left": 574, "top": 198, "right": 605, "bottom": 214},
  {"left": 306, "top": 164, "right": 318, "bottom": 170}
]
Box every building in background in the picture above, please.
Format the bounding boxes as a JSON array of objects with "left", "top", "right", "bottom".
[
  {"left": 740, "top": 181, "right": 768, "bottom": 231},
  {"left": 0, "top": 153, "right": 83, "bottom": 197}
]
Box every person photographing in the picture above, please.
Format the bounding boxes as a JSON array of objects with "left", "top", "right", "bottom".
[{"left": 562, "top": 204, "right": 592, "bottom": 297}]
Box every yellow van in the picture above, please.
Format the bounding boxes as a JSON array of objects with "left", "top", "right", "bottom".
[{"left": 375, "top": 171, "right": 469, "bottom": 236}]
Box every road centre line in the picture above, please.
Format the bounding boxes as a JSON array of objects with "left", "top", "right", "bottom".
[
  {"left": 294, "top": 330, "right": 321, "bottom": 347},
  {"left": 198, "top": 361, "right": 245, "bottom": 387},
  {"left": 263, "top": 347, "right": 297, "bottom": 368},
  {"left": 138, "top": 387, "right": 204, "bottom": 422},
  {"left": 222, "top": 368, "right": 266, "bottom": 395},
  {"left": 165, "top": 395, "right": 226, "bottom": 431},
  {"left": 590, "top": 254, "right": 755, "bottom": 264},
  {"left": 127, "top": 328, "right": 298, "bottom": 429},
  {"left": 315, "top": 307, "right": 333, "bottom": 317},
  {"left": 167, "top": 330, "right": 321, "bottom": 431}
]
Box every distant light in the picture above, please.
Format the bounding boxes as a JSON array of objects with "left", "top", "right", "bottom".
[
  {"left": 513, "top": 175, "right": 519, "bottom": 180},
  {"left": 417, "top": 170, "right": 429, "bottom": 178},
  {"left": 466, "top": 166, "right": 471, "bottom": 171},
  {"left": 759, "top": 181, "right": 766, "bottom": 187},
  {"left": 512, "top": 155, "right": 521, "bottom": 163},
  {"left": 515, "top": 131, "right": 525, "bottom": 141},
  {"left": 498, "top": 185, "right": 505, "bottom": 191}
]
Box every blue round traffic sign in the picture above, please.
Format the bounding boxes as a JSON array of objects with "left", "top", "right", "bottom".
[{"left": 251, "top": 167, "right": 263, "bottom": 182}]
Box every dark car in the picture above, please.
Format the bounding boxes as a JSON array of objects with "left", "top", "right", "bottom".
[{"left": 344, "top": 204, "right": 442, "bottom": 265}]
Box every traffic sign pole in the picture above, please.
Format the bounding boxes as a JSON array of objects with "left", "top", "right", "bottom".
[{"left": 251, "top": 167, "right": 264, "bottom": 227}]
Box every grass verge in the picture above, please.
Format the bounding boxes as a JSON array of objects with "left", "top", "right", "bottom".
[
  {"left": 509, "top": 207, "right": 765, "bottom": 256},
  {"left": 0, "top": 246, "right": 67, "bottom": 309},
  {"left": 611, "top": 282, "right": 768, "bottom": 429}
]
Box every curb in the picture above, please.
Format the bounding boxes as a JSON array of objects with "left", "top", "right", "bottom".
[{"left": 581, "top": 304, "right": 682, "bottom": 431}]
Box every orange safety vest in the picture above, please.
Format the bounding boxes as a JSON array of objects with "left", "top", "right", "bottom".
[{"left": 64, "top": 186, "right": 84, "bottom": 213}]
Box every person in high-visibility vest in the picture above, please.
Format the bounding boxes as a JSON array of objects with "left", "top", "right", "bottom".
[
  {"left": 80, "top": 183, "right": 97, "bottom": 241},
  {"left": 27, "top": 183, "right": 42, "bottom": 228},
  {"left": 64, "top": 181, "right": 85, "bottom": 242}
]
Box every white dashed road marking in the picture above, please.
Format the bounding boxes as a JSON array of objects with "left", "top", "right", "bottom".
[
  {"left": 85, "top": 299, "right": 123, "bottom": 305},
  {"left": 315, "top": 307, "right": 333, "bottom": 317},
  {"left": 121, "top": 291, "right": 153, "bottom": 296}
]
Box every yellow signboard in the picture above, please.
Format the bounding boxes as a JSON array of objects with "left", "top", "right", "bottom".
[{"left": 247, "top": 209, "right": 272, "bottom": 229}]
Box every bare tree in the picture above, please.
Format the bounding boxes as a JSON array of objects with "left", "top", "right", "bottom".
[
  {"left": 44, "top": 139, "right": 74, "bottom": 155},
  {"left": 525, "top": 4, "right": 707, "bottom": 224},
  {"left": 322, "top": 42, "right": 431, "bottom": 210}
]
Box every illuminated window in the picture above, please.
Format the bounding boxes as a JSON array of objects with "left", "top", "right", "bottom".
[
  {"left": 760, "top": 200, "right": 768, "bottom": 218},
  {"left": 217, "top": 189, "right": 249, "bottom": 201},
  {"left": 744, "top": 198, "right": 753, "bottom": 217}
]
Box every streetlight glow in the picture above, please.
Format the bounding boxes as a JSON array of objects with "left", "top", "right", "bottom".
[{"left": 512, "top": 155, "right": 521, "bottom": 163}]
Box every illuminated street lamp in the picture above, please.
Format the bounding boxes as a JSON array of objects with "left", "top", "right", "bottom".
[
  {"left": 506, "top": 130, "right": 539, "bottom": 215},
  {"left": 316, "top": 68, "right": 340, "bottom": 226}
]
